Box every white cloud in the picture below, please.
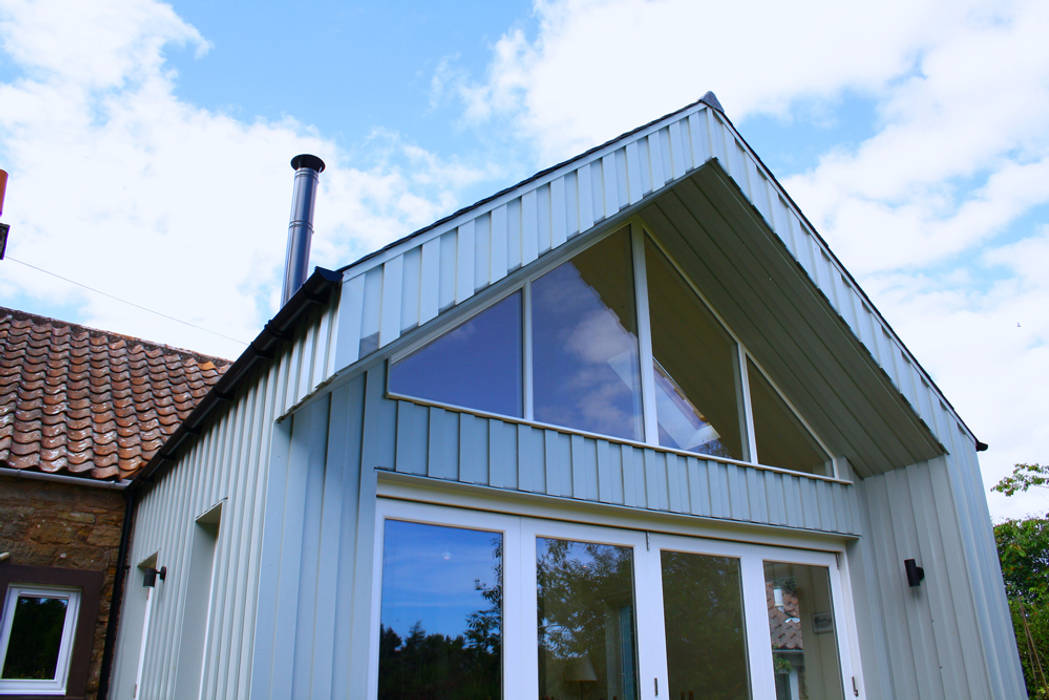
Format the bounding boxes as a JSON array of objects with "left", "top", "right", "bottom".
[
  {"left": 456, "top": 0, "right": 995, "bottom": 163},
  {"left": 0, "top": 0, "right": 487, "bottom": 359},
  {"left": 864, "top": 229, "right": 1049, "bottom": 520},
  {"left": 460, "top": 0, "right": 1049, "bottom": 519}
]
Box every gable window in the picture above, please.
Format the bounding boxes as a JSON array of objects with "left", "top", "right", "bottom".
[
  {"left": 532, "top": 227, "right": 643, "bottom": 441},
  {"left": 389, "top": 223, "right": 834, "bottom": 477},
  {"left": 748, "top": 358, "right": 832, "bottom": 475},
  {"left": 389, "top": 291, "right": 523, "bottom": 417},
  {"left": 644, "top": 236, "right": 745, "bottom": 460}
]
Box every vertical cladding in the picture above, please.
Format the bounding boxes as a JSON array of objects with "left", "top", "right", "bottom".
[
  {"left": 113, "top": 301, "right": 338, "bottom": 700},
  {"left": 250, "top": 374, "right": 373, "bottom": 700},
  {"left": 369, "top": 368, "right": 859, "bottom": 536},
  {"left": 249, "top": 365, "right": 864, "bottom": 700},
  {"left": 850, "top": 430, "right": 1025, "bottom": 699}
]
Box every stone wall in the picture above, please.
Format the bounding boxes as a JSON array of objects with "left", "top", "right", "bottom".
[{"left": 0, "top": 473, "right": 125, "bottom": 699}]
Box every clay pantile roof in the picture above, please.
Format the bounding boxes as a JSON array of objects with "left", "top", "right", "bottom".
[
  {"left": 767, "top": 582, "right": 804, "bottom": 651},
  {"left": 0, "top": 307, "right": 231, "bottom": 481}
]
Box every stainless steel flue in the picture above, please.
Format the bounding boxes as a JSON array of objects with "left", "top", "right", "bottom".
[{"left": 281, "top": 154, "right": 325, "bottom": 305}]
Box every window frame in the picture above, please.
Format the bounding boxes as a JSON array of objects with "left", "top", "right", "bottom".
[
  {"left": 386, "top": 219, "right": 838, "bottom": 479},
  {"left": 0, "top": 565, "right": 102, "bottom": 699},
  {"left": 368, "top": 495, "right": 862, "bottom": 700}
]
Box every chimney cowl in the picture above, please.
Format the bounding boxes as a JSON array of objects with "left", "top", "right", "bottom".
[
  {"left": 281, "top": 154, "right": 325, "bottom": 306},
  {"left": 291, "top": 154, "right": 325, "bottom": 173}
]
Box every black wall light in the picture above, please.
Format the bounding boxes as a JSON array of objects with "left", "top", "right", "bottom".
[
  {"left": 143, "top": 566, "right": 167, "bottom": 588},
  {"left": 904, "top": 558, "right": 925, "bottom": 587}
]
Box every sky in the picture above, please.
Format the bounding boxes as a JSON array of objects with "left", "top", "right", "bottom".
[{"left": 0, "top": 0, "right": 1046, "bottom": 520}]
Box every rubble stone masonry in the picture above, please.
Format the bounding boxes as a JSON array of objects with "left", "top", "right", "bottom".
[{"left": 0, "top": 474, "right": 125, "bottom": 699}]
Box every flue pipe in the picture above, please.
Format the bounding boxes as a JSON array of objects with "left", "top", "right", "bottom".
[{"left": 281, "top": 154, "right": 325, "bottom": 306}]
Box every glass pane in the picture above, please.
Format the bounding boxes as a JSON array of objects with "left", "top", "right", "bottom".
[
  {"left": 378, "top": 520, "right": 502, "bottom": 699},
  {"left": 389, "top": 292, "right": 523, "bottom": 417},
  {"left": 2, "top": 595, "right": 68, "bottom": 680},
  {"left": 661, "top": 551, "right": 750, "bottom": 699},
  {"left": 748, "top": 360, "right": 832, "bottom": 475},
  {"left": 764, "top": 562, "right": 844, "bottom": 700},
  {"left": 645, "top": 239, "right": 745, "bottom": 460},
  {"left": 536, "top": 538, "right": 638, "bottom": 700},
  {"left": 533, "top": 228, "right": 644, "bottom": 441}
]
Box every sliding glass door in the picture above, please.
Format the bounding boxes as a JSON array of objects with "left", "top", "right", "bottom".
[{"left": 370, "top": 500, "right": 856, "bottom": 700}]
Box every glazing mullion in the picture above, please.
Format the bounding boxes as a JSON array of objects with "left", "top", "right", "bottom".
[
  {"left": 631, "top": 226, "right": 659, "bottom": 444},
  {"left": 522, "top": 281, "right": 534, "bottom": 421},
  {"left": 738, "top": 347, "right": 759, "bottom": 463},
  {"left": 634, "top": 543, "right": 670, "bottom": 700},
  {"left": 741, "top": 553, "right": 778, "bottom": 698}
]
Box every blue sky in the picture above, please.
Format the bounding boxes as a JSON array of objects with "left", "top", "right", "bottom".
[{"left": 0, "top": 0, "right": 1046, "bottom": 520}]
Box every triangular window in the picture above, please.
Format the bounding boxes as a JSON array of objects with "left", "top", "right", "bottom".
[
  {"left": 388, "top": 291, "right": 523, "bottom": 417},
  {"left": 387, "top": 224, "right": 833, "bottom": 476},
  {"left": 747, "top": 358, "right": 832, "bottom": 475}
]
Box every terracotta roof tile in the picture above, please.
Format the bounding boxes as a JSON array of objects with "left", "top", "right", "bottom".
[
  {"left": 0, "top": 307, "right": 231, "bottom": 481},
  {"left": 767, "top": 582, "right": 804, "bottom": 651}
]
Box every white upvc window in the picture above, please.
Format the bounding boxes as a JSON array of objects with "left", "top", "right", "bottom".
[
  {"left": 0, "top": 584, "right": 81, "bottom": 696},
  {"left": 369, "top": 497, "right": 862, "bottom": 700}
]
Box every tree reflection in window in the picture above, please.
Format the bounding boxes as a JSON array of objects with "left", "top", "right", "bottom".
[
  {"left": 660, "top": 551, "right": 750, "bottom": 699},
  {"left": 536, "top": 538, "right": 638, "bottom": 700},
  {"left": 378, "top": 520, "right": 502, "bottom": 699},
  {"left": 1, "top": 595, "right": 69, "bottom": 680}
]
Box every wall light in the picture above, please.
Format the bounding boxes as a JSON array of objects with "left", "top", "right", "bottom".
[{"left": 904, "top": 558, "right": 925, "bottom": 587}]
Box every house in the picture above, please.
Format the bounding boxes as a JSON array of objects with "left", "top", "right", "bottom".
[
  {"left": 108, "top": 94, "right": 1025, "bottom": 699},
  {"left": 0, "top": 308, "right": 228, "bottom": 699}
]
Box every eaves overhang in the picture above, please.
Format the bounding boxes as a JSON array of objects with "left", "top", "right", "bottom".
[
  {"left": 639, "top": 162, "right": 946, "bottom": 476},
  {"left": 128, "top": 267, "right": 341, "bottom": 495}
]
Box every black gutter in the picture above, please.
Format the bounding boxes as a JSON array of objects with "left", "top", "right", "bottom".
[
  {"left": 97, "top": 267, "right": 340, "bottom": 697},
  {"left": 97, "top": 487, "right": 135, "bottom": 699},
  {"left": 128, "top": 266, "right": 341, "bottom": 497}
]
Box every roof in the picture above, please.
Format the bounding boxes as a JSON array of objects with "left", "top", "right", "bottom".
[
  {"left": 327, "top": 92, "right": 978, "bottom": 470},
  {"left": 0, "top": 307, "right": 230, "bottom": 481}
]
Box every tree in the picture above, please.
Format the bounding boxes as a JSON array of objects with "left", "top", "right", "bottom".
[
  {"left": 993, "top": 463, "right": 1049, "bottom": 698},
  {"left": 994, "top": 463, "right": 1049, "bottom": 498}
]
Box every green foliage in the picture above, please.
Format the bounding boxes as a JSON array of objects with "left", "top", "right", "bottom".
[
  {"left": 996, "top": 518, "right": 1049, "bottom": 605},
  {"left": 993, "top": 463, "right": 1049, "bottom": 497},
  {"left": 377, "top": 623, "right": 499, "bottom": 699},
  {"left": 994, "top": 462, "right": 1049, "bottom": 698},
  {"left": 535, "top": 539, "right": 637, "bottom": 700},
  {"left": 1010, "top": 601, "right": 1049, "bottom": 700}
]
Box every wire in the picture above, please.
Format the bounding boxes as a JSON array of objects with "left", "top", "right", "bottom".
[{"left": 6, "top": 256, "right": 249, "bottom": 346}]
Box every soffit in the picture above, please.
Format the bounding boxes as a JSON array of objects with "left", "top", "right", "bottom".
[{"left": 640, "top": 164, "right": 945, "bottom": 477}]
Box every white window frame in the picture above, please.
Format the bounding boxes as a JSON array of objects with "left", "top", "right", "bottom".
[
  {"left": 0, "top": 584, "right": 81, "bottom": 696},
  {"left": 386, "top": 219, "right": 838, "bottom": 479},
  {"left": 369, "top": 496, "right": 862, "bottom": 700}
]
